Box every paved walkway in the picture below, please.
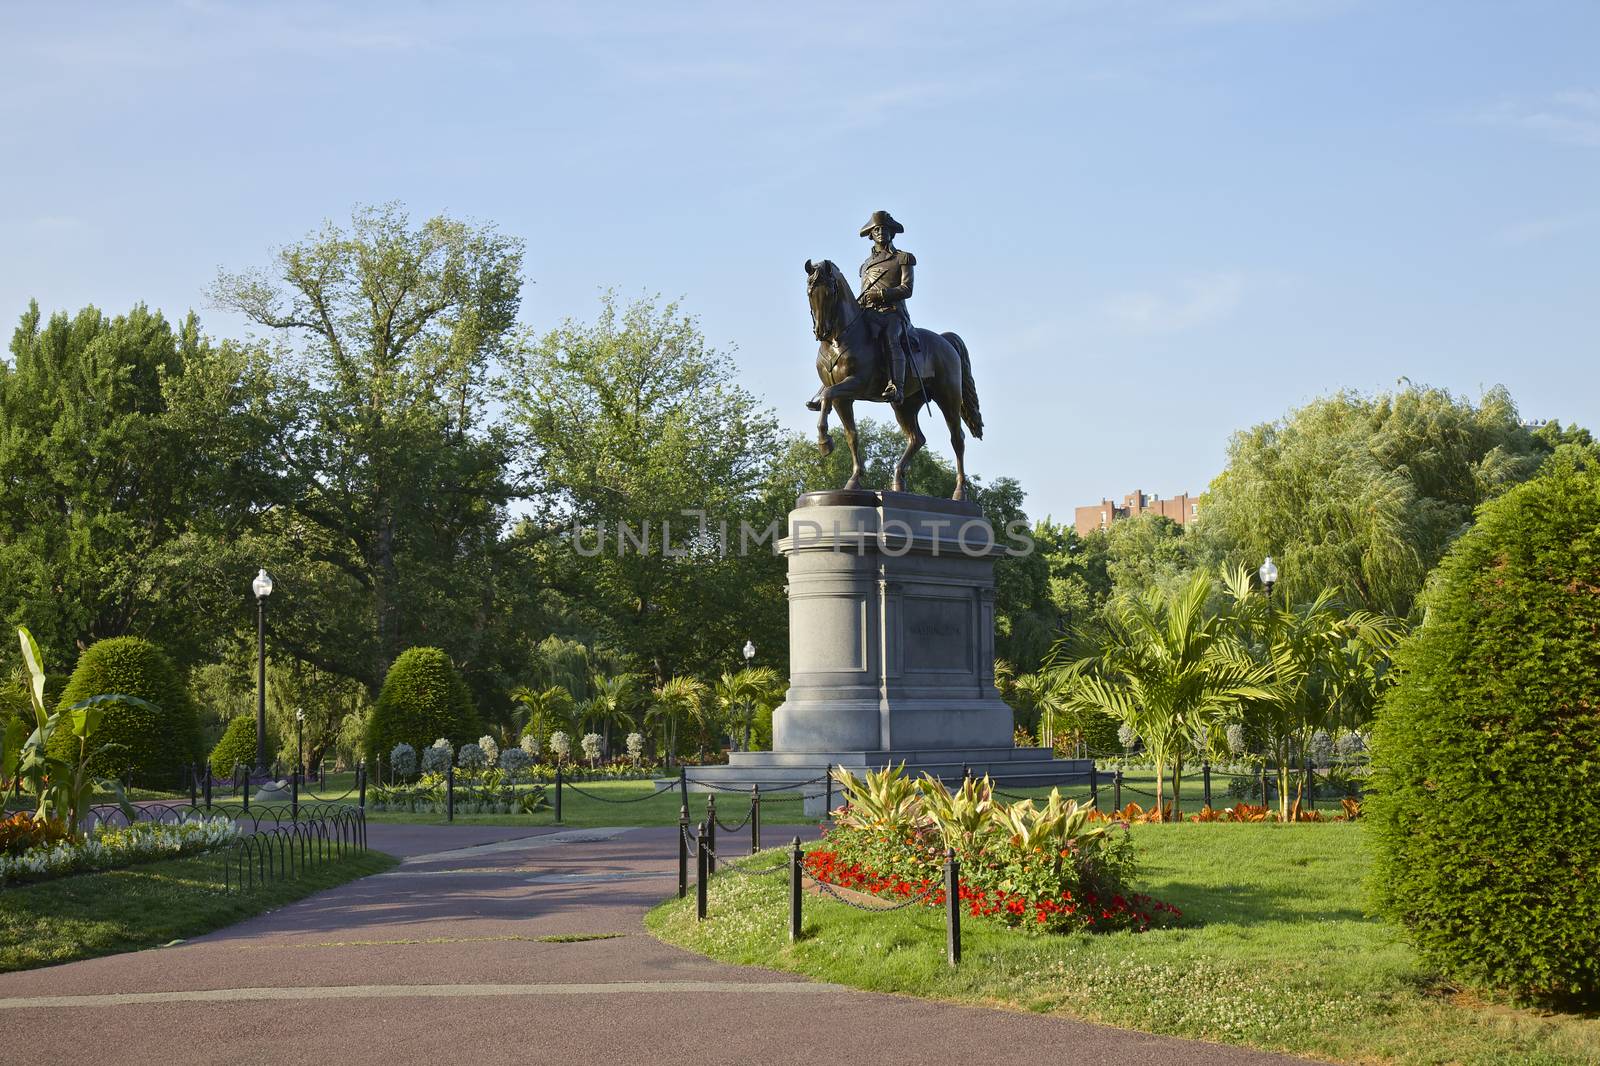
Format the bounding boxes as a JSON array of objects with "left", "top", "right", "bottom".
[{"left": 0, "top": 824, "right": 1307, "bottom": 1065}]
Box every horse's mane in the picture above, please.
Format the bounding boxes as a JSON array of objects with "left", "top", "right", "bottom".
[{"left": 808, "top": 260, "right": 858, "bottom": 341}]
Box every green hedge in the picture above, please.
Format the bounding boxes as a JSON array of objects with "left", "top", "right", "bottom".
[
  {"left": 1367, "top": 451, "right": 1600, "bottom": 1007},
  {"left": 208, "top": 715, "right": 259, "bottom": 779},
  {"left": 362, "top": 647, "right": 480, "bottom": 767},
  {"left": 50, "top": 637, "right": 203, "bottom": 785}
]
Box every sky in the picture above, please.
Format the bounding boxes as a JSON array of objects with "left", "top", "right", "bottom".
[{"left": 2, "top": 0, "right": 1596, "bottom": 522}]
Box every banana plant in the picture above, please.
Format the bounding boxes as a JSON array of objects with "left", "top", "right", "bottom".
[{"left": 7, "top": 627, "right": 144, "bottom": 840}]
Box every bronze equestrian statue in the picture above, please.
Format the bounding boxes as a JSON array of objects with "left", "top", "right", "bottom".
[{"left": 804, "top": 211, "right": 984, "bottom": 500}]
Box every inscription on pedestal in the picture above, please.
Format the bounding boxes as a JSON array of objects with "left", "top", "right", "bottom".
[{"left": 902, "top": 595, "right": 972, "bottom": 673}]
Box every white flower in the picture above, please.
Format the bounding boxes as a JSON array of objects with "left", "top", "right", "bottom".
[
  {"left": 478, "top": 734, "right": 500, "bottom": 766},
  {"left": 520, "top": 733, "right": 540, "bottom": 757},
  {"left": 1225, "top": 723, "right": 1247, "bottom": 755},
  {"left": 580, "top": 732, "right": 603, "bottom": 762},
  {"left": 1117, "top": 723, "right": 1138, "bottom": 750},
  {"left": 626, "top": 732, "right": 645, "bottom": 759},
  {"left": 389, "top": 742, "right": 417, "bottom": 777},
  {"left": 499, "top": 747, "right": 532, "bottom": 776},
  {"left": 549, "top": 731, "right": 572, "bottom": 759},
  {"left": 458, "top": 742, "right": 486, "bottom": 770},
  {"left": 421, "top": 739, "right": 453, "bottom": 774}
]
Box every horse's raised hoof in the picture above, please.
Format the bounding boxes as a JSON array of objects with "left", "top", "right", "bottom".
[
  {"left": 805, "top": 398, "right": 822, "bottom": 412},
  {"left": 817, "top": 434, "right": 834, "bottom": 456}
]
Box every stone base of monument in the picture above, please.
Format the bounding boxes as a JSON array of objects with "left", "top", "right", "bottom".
[
  {"left": 685, "top": 490, "right": 1088, "bottom": 817},
  {"left": 252, "top": 780, "right": 292, "bottom": 803}
]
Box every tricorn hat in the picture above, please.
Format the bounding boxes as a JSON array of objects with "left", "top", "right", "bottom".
[{"left": 859, "top": 210, "right": 904, "bottom": 238}]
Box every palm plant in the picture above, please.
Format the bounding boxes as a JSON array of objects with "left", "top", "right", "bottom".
[
  {"left": 1011, "top": 671, "right": 1073, "bottom": 751},
  {"left": 585, "top": 673, "right": 641, "bottom": 755},
  {"left": 647, "top": 676, "right": 707, "bottom": 767},
  {"left": 1050, "top": 572, "right": 1274, "bottom": 817},
  {"left": 511, "top": 684, "right": 577, "bottom": 751},
  {"left": 1220, "top": 565, "right": 1403, "bottom": 819},
  {"left": 713, "top": 667, "right": 785, "bottom": 752}
]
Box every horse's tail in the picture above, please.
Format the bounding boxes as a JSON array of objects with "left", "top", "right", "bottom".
[{"left": 943, "top": 331, "right": 983, "bottom": 440}]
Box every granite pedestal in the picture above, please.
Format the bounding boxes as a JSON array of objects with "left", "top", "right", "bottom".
[{"left": 688, "top": 490, "right": 1087, "bottom": 811}]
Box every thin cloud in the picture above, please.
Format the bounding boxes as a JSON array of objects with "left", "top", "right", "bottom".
[
  {"left": 1476, "top": 90, "right": 1600, "bottom": 148},
  {"left": 1103, "top": 273, "right": 1246, "bottom": 335},
  {"left": 1499, "top": 210, "right": 1600, "bottom": 246}
]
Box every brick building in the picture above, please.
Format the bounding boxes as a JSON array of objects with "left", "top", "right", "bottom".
[{"left": 1074, "top": 489, "right": 1199, "bottom": 537}]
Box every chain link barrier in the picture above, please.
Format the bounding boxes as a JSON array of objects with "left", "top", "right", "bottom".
[
  {"left": 801, "top": 868, "right": 938, "bottom": 912},
  {"left": 692, "top": 774, "right": 830, "bottom": 793},
  {"left": 561, "top": 780, "right": 672, "bottom": 804},
  {"left": 700, "top": 845, "right": 789, "bottom": 877}
]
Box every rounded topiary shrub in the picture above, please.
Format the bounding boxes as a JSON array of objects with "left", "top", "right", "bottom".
[
  {"left": 51, "top": 637, "right": 203, "bottom": 785},
  {"left": 209, "top": 715, "right": 260, "bottom": 779},
  {"left": 1367, "top": 451, "right": 1600, "bottom": 1007},
  {"left": 362, "top": 647, "right": 481, "bottom": 768}
]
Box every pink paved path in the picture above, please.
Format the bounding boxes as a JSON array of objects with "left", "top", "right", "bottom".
[{"left": 0, "top": 824, "right": 1310, "bottom": 1066}]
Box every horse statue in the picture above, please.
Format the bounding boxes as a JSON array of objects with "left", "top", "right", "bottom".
[{"left": 803, "top": 258, "right": 984, "bottom": 500}]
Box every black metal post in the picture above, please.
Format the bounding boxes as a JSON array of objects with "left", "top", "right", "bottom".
[
  {"left": 189, "top": 764, "right": 198, "bottom": 808},
  {"left": 1114, "top": 767, "right": 1123, "bottom": 809},
  {"left": 358, "top": 762, "right": 367, "bottom": 810},
  {"left": 241, "top": 767, "right": 250, "bottom": 812},
  {"left": 1089, "top": 763, "right": 1099, "bottom": 810},
  {"left": 705, "top": 795, "right": 717, "bottom": 874},
  {"left": 1304, "top": 757, "right": 1314, "bottom": 814},
  {"left": 789, "top": 836, "right": 803, "bottom": 943},
  {"left": 679, "top": 765, "right": 688, "bottom": 809},
  {"left": 695, "top": 823, "right": 708, "bottom": 921},
  {"left": 751, "top": 784, "right": 761, "bottom": 856},
  {"left": 446, "top": 763, "right": 455, "bottom": 822},
  {"left": 944, "top": 847, "right": 961, "bottom": 967},
  {"left": 255, "top": 594, "right": 268, "bottom": 774},
  {"left": 678, "top": 805, "right": 690, "bottom": 900},
  {"left": 824, "top": 764, "right": 833, "bottom": 816},
  {"left": 296, "top": 715, "right": 303, "bottom": 791},
  {"left": 1203, "top": 761, "right": 1212, "bottom": 810},
  {"left": 1260, "top": 766, "right": 1268, "bottom": 808},
  {"left": 203, "top": 766, "right": 212, "bottom": 810},
  {"left": 291, "top": 768, "right": 299, "bottom": 820},
  {"left": 554, "top": 765, "right": 563, "bottom": 823}
]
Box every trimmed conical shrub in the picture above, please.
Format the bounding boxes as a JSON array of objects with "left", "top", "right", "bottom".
[
  {"left": 1367, "top": 450, "right": 1600, "bottom": 1007},
  {"left": 208, "top": 715, "right": 260, "bottom": 779},
  {"left": 363, "top": 647, "right": 481, "bottom": 768},
  {"left": 51, "top": 637, "right": 203, "bottom": 784}
]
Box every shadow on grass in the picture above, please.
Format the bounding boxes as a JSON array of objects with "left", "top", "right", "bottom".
[{"left": 1153, "top": 878, "right": 1370, "bottom": 927}]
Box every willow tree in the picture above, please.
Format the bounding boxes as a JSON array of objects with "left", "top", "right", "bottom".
[
  {"left": 1200, "top": 385, "right": 1547, "bottom": 618},
  {"left": 1051, "top": 573, "right": 1272, "bottom": 817}
]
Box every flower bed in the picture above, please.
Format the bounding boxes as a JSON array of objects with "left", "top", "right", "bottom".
[
  {"left": 813, "top": 766, "right": 1180, "bottom": 935},
  {"left": 0, "top": 816, "right": 238, "bottom": 887}
]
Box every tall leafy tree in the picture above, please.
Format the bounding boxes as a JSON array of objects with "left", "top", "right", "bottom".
[
  {"left": 0, "top": 302, "right": 276, "bottom": 676},
  {"left": 1200, "top": 385, "right": 1549, "bottom": 617},
  {"left": 211, "top": 204, "right": 527, "bottom": 698},
  {"left": 509, "top": 293, "right": 782, "bottom": 681}
]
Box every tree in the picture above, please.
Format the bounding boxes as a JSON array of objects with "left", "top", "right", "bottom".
[
  {"left": 513, "top": 684, "right": 577, "bottom": 749},
  {"left": 712, "top": 667, "right": 784, "bottom": 752},
  {"left": 1367, "top": 450, "right": 1600, "bottom": 1006},
  {"left": 1220, "top": 566, "right": 1403, "bottom": 820},
  {"left": 1199, "top": 385, "right": 1549, "bottom": 618},
  {"left": 1051, "top": 573, "right": 1272, "bottom": 817},
  {"left": 648, "top": 675, "right": 707, "bottom": 765},
  {"left": 211, "top": 204, "right": 526, "bottom": 698},
  {"left": 1105, "top": 513, "right": 1200, "bottom": 598},
  {"left": 362, "top": 646, "right": 482, "bottom": 766},
  {"left": 0, "top": 302, "right": 276, "bottom": 678},
  {"left": 1010, "top": 671, "right": 1069, "bottom": 748},
  {"left": 510, "top": 294, "right": 783, "bottom": 682},
  {"left": 582, "top": 672, "right": 642, "bottom": 755}
]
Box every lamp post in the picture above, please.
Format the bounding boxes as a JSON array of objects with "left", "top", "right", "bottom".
[
  {"left": 252, "top": 568, "right": 273, "bottom": 776},
  {"left": 1259, "top": 556, "right": 1278, "bottom": 603},
  {"left": 295, "top": 707, "right": 305, "bottom": 785},
  {"left": 741, "top": 640, "right": 756, "bottom": 751}
]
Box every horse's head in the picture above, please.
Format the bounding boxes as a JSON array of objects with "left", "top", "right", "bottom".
[{"left": 805, "top": 258, "right": 856, "bottom": 341}]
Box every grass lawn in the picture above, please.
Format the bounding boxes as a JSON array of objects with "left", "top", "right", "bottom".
[
  {"left": 647, "top": 823, "right": 1600, "bottom": 1065},
  {"left": 0, "top": 847, "right": 395, "bottom": 973},
  {"left": 199, "top": 778, "right": 821, "bottom": 829}
]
